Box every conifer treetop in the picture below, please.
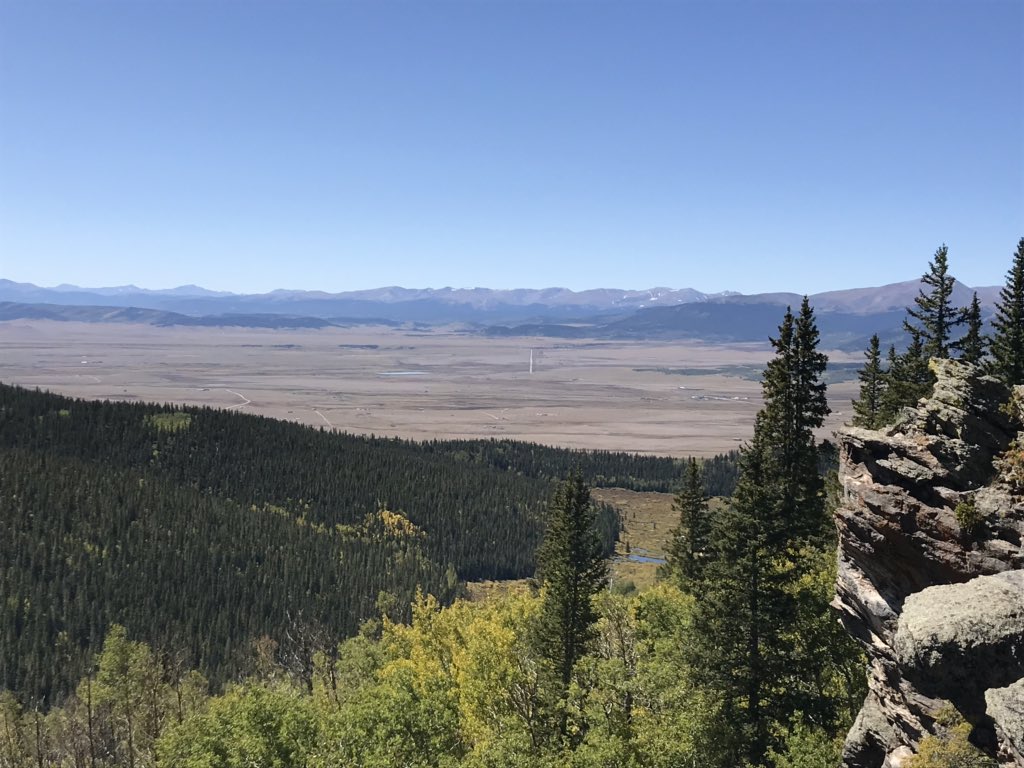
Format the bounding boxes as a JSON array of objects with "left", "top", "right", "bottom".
[
  {"left": 990, "top": 237, "right": 1024, "bottom": 384},
  {"left": 904, "top": 244, "right": 965, "bottom": 360}
]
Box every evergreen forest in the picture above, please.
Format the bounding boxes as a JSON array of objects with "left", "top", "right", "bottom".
[{"left": 0, "top": 383, "right": 736, "bottom": 705}]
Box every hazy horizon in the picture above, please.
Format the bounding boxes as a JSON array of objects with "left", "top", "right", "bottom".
[{"left": 0, "top": 273, "right": 1006, "bottom": 298}]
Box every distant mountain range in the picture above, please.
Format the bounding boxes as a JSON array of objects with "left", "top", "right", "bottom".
[
  {"left": 0, "top": 278, "right": 1001, "bottom": 350},
  {"left": 0, "top": 280, "right": 737, "bottom": 322},
  {"left": 44, "top": 283, "right": 235, "bottom": 298}
]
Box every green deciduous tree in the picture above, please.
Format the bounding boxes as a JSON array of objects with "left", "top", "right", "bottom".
[
  {"left": 574, "top": 586, "right": 731, "bottom": 768},
  {"left": 667, "top": 458, "right": 710, "bottom": 587},
  {"left": 769, "top": 719, "right": 844, "bottom": 768},
  {"left": 158, "top": 681, "right": 317, "bottom": 768},
  {"left": 852, "top": 334, "right": 886, "bottom": 429},
  {"left": 989, "top": 237, "right": 1024, "bottom": 384},
  {"left": 91, "top": 624, "right": 168, "bottom": 768},
  {"left": 904, "top": 244, "right": 965, "bottom": 360},
  {"left": 0, "top": 692, "right": 28, "bottom": 768},
  {"left": 903, "top": 708, "right": 997, "bottom": 768}
]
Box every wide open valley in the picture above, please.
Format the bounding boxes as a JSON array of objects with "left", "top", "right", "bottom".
[{"left": 0, "top": 321, "right": 860, "bottom": 457}]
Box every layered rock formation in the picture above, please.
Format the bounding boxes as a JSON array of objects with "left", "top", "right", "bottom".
[{"left": 834, "top": 359, "right": 1024, "bottom": 767}]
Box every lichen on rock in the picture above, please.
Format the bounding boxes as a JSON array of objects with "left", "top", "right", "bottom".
[{"left": 986, "top": 679, "right": 1024, "bottom": 762}]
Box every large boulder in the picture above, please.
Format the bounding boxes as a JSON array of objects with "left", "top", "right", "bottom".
[
  {"left": 893, "top": 571, "right": 1024, "bottom": 702},
  {"left": 987, "top": 680, "right": 1024, "bottom": 762}
]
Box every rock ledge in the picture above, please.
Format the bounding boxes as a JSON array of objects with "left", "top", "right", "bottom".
[{"left": 835, "top": 360, "right": 1024, "bottom": 767}]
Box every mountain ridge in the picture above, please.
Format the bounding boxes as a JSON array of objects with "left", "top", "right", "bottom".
[
  {"left": 0, "top": 277, "right": 1000, "bottom": 314},
  {"left": 0, "top": 277, "right": 1002, "bottom": 351}
]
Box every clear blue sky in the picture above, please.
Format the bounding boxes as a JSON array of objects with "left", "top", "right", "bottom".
[{"left": 1, "top": 0, "right": 1021, "bottom": 295}]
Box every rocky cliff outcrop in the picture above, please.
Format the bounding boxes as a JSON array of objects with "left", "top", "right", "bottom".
[{"left": 834, "top": 359, "right": 1024, "bottom": 767}]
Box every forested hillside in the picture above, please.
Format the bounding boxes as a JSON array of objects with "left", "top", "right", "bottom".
[{"left": 0, "top": 383, "right": 735, "bottom": 704}]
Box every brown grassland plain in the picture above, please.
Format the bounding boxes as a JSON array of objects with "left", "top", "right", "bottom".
[{"left": 0, "top": 321, "right": 858, "bottom": 457}]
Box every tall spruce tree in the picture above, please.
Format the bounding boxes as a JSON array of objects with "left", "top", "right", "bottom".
[
  {"left": 852, "top": 334, "right": 886, "bottom": 429},
  {"left": 879, "top": 331, "right": 932, "bottom": 423},
  {"left": 532, "top": 474, "right": 608, "bottom": 741},
  {"left": 989, "top": 237, "right": 1024, "bottom": 384},
  {"left": 952, "top": 292, "right": 986, "bottom": 364},
  {"left": 667, "top": 457, "right": 710, "bottom": 587},
  {"left": 689, "top": 299, "right": 830, "bottom": 767},
  {"left": 904, "top": 244, "right": 965, "bottom": 360},
  {"left": 773, "top": 297, "right": 831, "bottom": 541}
]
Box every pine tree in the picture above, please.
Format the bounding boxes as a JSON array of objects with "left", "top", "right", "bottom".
[
  {"left": 532, "top": 474, "right": 609, "bottom": 741},
  {"left": 879, "top": 331, "right": 932, "bottom": 422},
  {"left": 667, "top": 457, "right": 710, "bottom": 587},
  {"left": 952, "top": 292, "right": 986, "bottom": 364},
  {"left": 989, "top": 237, "right": 1024, "bottom": 384},
  {"left": 689, "top": 300, "right": 830, "bottom": 767},
  {"left": 852, "top": 334, "right": 885, "bottom": 429},
  {"left": 904, "top": 244, "right": 965, "bottom": 360},
  {"left": 763, "top": 297, "right": 830, "bottom": 540}
]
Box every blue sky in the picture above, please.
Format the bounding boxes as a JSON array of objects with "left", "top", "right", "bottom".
[{"left": 1, "top": 0, "right": 1021, "bottom": 295}]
